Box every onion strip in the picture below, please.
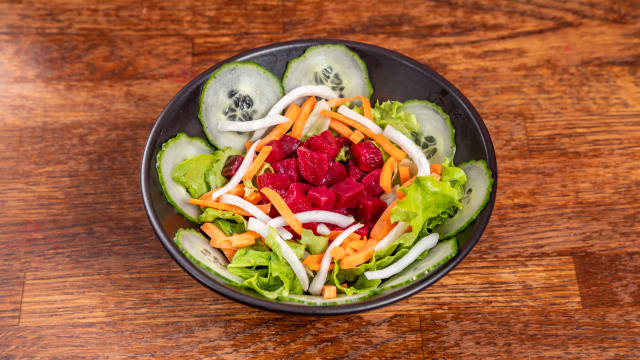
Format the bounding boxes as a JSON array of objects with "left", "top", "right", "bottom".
[
  {"left": 211, "top": 141, "right": 259, "bottom": 200},
  {"left": 373, "top": 221, "right": 410, "bottom": 251},
  {"left": 220, "top": 194, "right": 292, "bottom": 240},
  {"left": 383, "top": 125, "right": 430, "bottom": 176},
  {"left": 218, "top": 114, "right": 289, "bottom": 132},
  {"left": 365, "top": 233, "right": 439, "bottom": 280},
  {"left": 337, "top": 105, "right": 383, "bottom": 134},
  {"left": 267, "top": 211, "right": 355, "bottom": 229}
]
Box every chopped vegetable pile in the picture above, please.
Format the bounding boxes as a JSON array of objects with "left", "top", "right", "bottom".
[{"left": 158, "top": 44, "right": 493, "bottom": 306}]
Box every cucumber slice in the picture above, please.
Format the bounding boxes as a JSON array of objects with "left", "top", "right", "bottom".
[
  {"left": 199, "top": 62, "right": 283, "bottom": 151},
  {"left": 174, "top": 228, "right": 244, "bottom": 286},
  {"left": 156, "top": 133, "right": 213, "bottom": 223},
  {"left": 282, "top": 44, "right": 372, "bottom": 98},
  {"left": 435, "top": 160, "right": 493, "bottom": 238},
  {"left": 378, "top": 238, "right": 458, "bottom": 291},
  {"left": 279, "top": 292, "right": 374, "bottom": 306},
  {"left": 401, "top": 100, "right": 455, "bottom": 164}
]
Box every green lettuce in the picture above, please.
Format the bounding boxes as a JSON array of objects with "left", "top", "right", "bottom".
[
  {"left": 372, "top": 100, "right": 418, "bottom": 138},
  {"left": 299, "top": 229, "right": 328, "bottom": 254},
  {"left": 331, "top": 260, "right": 380, "bottom": 296},
  {"left": 198, "top": 208, "right": 247, "bottom": 236},
  {"left": 334, "top": 146, "right": 350, "bottom": 162},
  {"left": 205, "top": 146, "right": 241, "bottom": 189},
  {"left": 171, "top": 154, "right": 217, "bottom": 198},
  {"left": 243, "top": 252, "right": 303, "bottom": 299},
  {"left": 265, "top": 227, "right": 306, "bottom": 259}
]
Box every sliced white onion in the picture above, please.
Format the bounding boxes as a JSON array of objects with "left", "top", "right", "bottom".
[
  {"left": 374, "top": 221, "right": 410, "bottom": 251},
  {"left": 211, "top": 141, "right": 259, "bottom": 200},
  {"left": 308, "top": 223, "right": 363, "bottom": 295},
  {"left": 218, "top": 114, "right": 289, "bottom": 132},
  {"left": 380, "top": 185, "right": 399, "bottom": 206},
  {"left": 316, "top": 224, "right": 331, "bottom": 236},
  {"left": 302, "top": 99, "right": 331, "bottom": 136},
  {"left": 337, "top": 105, "right": 383, "bottom": 134},
  {"left": 249, "top": 85, "right": 338, "bottom": 141},
  {"left": 267, "top": 211, "right": 355, "bottom": 229},
  {"left": 220, "top": 194, "right": 292, "bottom": 240},
  {"left": 247, "top": 218, "right": 309, "bottom": 291},
  {"left": 383, "top": 125, "right": 430, "bottom": 176},
  {"left": 365, "top": 233, "right": 439, "bottom": 280}
]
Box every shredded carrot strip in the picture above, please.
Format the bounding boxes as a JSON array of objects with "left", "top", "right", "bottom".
[
  {"left": 359, "top": 96, "right": 373, "bottom": 120},
  {"left": 303, "top": 254, "right": 333, "bottom": 271},
  {"left": 370, "top": 200, "right": 397, "bottom": 241},
  {"left": 329, "top": 119, "right": 354, "bottom": 138},
  {"left": 322, "top": 285, "right": 337, "bottom": 299},
  {"left": 330, "top": 246, "right": 346, "bottom": 260},
  {"left": 290, "top": 97, "right": 317, "bottom": 138},
  {"left": 345, "top": 247, "right": 356, "bottom": 256},
  {"left": 199, "top": 184, "right": 244, "bottom": 200},
  {"left": 372, "top": 134, "right": 406, "bottom": 162},
  {"left": 257, "top": 104, "right": 300, "bottom": 151},
  {"left": 242, "top": 145, "right": 272, "bottom": 181},
  {"left": 245, "top": 191, "right": 262, "bottom": 204},
  {"left": 432, "top": 173, "right": 442, "bottom": 181},
  {"left": 399, "top": 165, "right": 410, "bottom": 184},
  {"left": 245, "top": 141, "right": 253, "bottom": 152},
  {"left": 260, "top": 187, "right": 302, "bottom": 234},
  {"left": 348, "top": 130, "right": 365, "bottom": 144},
  {"left": 228, "top": 231, "right": 260, "bottom": 248},
  {"left": 380, "top": 157, "right": 397, "bottom": 193},
  {"left": 340, "top": 238, "right": 377, "bottom": 269},
  {"left": 221, "top": 249, "right": 236, "bottom": 261},
  {"left": 396, "top": 176, "right": 417, "bottom": 200},
  {"left": 189, "top": 199, "right": 270, "bottom": 217},
  {"left": 201, "top": 223, "right": 233, "bottom": 249},
  {"left": 430, "top": 163, "right": 442, "bottom": 175},
  {"left": 328, "top": 231, "right": 361, "bottom": 242},
  {"left": 347, "top": 239, "right": 366, "bottom": 251}
]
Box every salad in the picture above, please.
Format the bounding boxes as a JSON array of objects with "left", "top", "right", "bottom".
[{"left": 157, "top": 44, "right": 493, "bottom": 305}]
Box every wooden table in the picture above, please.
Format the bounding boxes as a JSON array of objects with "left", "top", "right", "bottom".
[{"left": 1, "top": 1, "right": 638, "bottom": 358}]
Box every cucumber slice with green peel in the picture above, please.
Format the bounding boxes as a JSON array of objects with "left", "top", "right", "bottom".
[
  {"left": 156, "top": 133, "right": 213, "bottom": 223},
  {"left": 435, "top": 160, "right": 493, "bottom": 238},
  {"left": 401, "top": 100, "right": 455, "bottom": 164},
  {"left": 378, "top": 238, "right": 458, "bottom": 291},
  {"left": 278, "top": 292, "right": 375, "bottom": 306},
  {"left": 282, "top": 44, "right": 372, "bottom": 98},
  {"left": 199, "top": 62, "right": 283, "bottom": 151},
  {"left": 174, "top": 228, "right": 244, "bottom": 286}
]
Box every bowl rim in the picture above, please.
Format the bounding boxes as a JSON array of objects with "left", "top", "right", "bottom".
[{"left": 141, "top": 38, "right": 497, "bottom": 315}]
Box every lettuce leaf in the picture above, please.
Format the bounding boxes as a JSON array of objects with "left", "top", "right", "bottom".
[
  {"left": 334, "top": 146, "right": 350, "bottom": 162},
  {"left": 331, "top": 260, "right": 380, "bottom": 296},
  {"left": 205, "top": 146, "right": 241, "bottom": 189},
  {"left": 171, "top": 154, "right": 217, "bottom": 198},
  {"left": 198, "top": 208, "right": 247, "bottom": 236},
  {"left": 372, "top": 100, "right": 418, "bottom": 138},
  {"left": 299, "top": 229, "right": 329, "bottom": 254},
  {"left": 264, "top": 227, "right": 306, "bottom": 259}
]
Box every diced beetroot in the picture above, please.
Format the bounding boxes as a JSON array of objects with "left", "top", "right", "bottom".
[
  {"left": 357, "top": 197, "right": 387, "bottom": 222},
  {"left": 307, "top": 186, "right": 336, "bottom": 210},
  {"left": 302, "top": 222, "right": 320, "bottom": 235},
  {"left": 303, "top": 137, "right": 313, "bottom": 149},
  {"left": 352, "top": 141, "right": 383, "bottom": 172},
  {"left": 273, "top": 158, "right": 300, "bottom": 183},
  {"left": 308, "top": 130, "right": 341, "bottom": 159},
  {"left": 324, "top": 161, "right": 347, "bottom": 186},
  {"left": 297, "top": 147, "right": 329, "bottom": 186},
  {"left": 283, "top": 182, "right": 312, "bottom": 213},
  {"left": 221, "top": 155, "right": 244, "bottom": 179},
  {"left": 347, "top": 159, "right": 366, "bottom": 182},
  {"left": 335, "top": 136, "right": 350, "bottom": 149},
  {"left": 354, "top": 223, "right": 370, "bottom": 238},
  {"left": 280, "top": 135, "right": 302, "bottom": 157},
  {"left": 331, "top": 177, "right": 365, "bottom": 209},
  {"left": 361, "top": 169, "right": 384, "bottom": 197},
  {"left": 289, "top": 182, "right": 311, "bottom": 195},
  {"left": 257, "top": 173, "right": 290, "bottom": 196},
  {"left": 264, "top": 140, "right": 286, "bottom": 164},
  {"left": 333, "top": 207, "right": 356, "bottom": 217}
]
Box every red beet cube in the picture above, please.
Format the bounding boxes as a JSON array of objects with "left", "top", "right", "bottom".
[
  {"left": 257, "top": 173, "right": 290, "bottom": 196},
  {"left": 273, "top": 158, "right": 300, "bottom": 183},
  {"left": 347, "top": 159, "right": 366, "bottom": 182},
  {"left": 221, "top": 155, "right": 244, "bottom": 179},
  {"left": 307, "top": 186, "right": 336, "bottom": 210},
  {"left": 308, "top": 130, "right": 341, "bottom": 159},
  {"left": 302, "top": 222, "right": 320, "bottom": 235},
  {"left": 357, "top": 197, "right": 387, "bottom": 222},
  {"left": 289, "top": 182, "right": 311, "bottom": 195},
  {"left": 297, "top": 147, "right": 329, "bottom": 186},
  {"left": 283, "top": 182, "right": 312, "bottom": 213},
  {"left": 335, "top": 136, "right": 350, "bottom": 149},
  {"left": 361, "top": 169, "right": 384, "bottom": 197},
  {"left": 324, "top": 161, "right": 347, "bottom": 186},
  {"left": 354, "top": 223, "right": 370, "bottom": 238},
  {"left": 331, "top": 177, "right": 365, "bottom": 209},
  {"left": 264, "top": 140, "right": 286, "bottom": 164},
  {"left": 280, "top": 135, "right": 302, "bottom": 157},
  {"left": 333, "top": 207, "right": 356, "bottom": 217},
  {"left": 352, "top": 141, "right": 383, "bottom": 172}
]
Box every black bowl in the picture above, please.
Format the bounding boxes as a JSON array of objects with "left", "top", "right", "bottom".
[{"left": 141, "top": 39, "right": 497, "bottom": 315}]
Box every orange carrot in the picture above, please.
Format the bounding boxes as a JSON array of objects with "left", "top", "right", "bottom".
[
  {"left": 326, "top": 96, "right": 359, "bottom": 108},
  {"left": 189, "top": 199, "right": 270, "bottom": 217},
  {"left": 322, "top": 285, "right": 337, "bottom": 299},
  {"left": 346, "top": 239, "right": 366, "bottom": 251},
  {"left": 396, "top": 176, "right": 417, "bottom": 200},
  {"left": 201, "top": 223, "right": 233, "bottom": 249},
  {"left": 245, "top": 141, "right": 253, "bottom": 152},
  {"left": 329, "top": 119, "right": 354, "bottom": 138},
  {"left": 430, "top": 163, "right": 442, "bottom": 175},
  {"left": 228, "top": 231, "right": 260, "bottom": 248},
  {"left": 242, "top": 145, "right": 272, "bottom": 181},
  {"left": 330, "top": 246, "right": 346, "bottom": 260},
  {"left": 380, "top": 157, "right": 397, "bottom": 193},
  {"left": 221, "top": 249, "right": 236, "bottom": 261},
  {"left": 328, "top": 231, "right": 361, "bottom": 242},
  {"left": 349, "top": 130, "right": 365, "bottom": 144},
  {"left": 326, "top": 96, "right": 372, "bottom": 120},
  {"left": 260, "top": 187, "right": 303, "bottom": 234},
  {"left": 359, "top": 96, "right": 373, "bottom": 121},
  {"left": 372, "top": 134, "right": 407, "bottom": 162},
  {"left": 303, "top": 254, "right": 333, "bottom": 271},
  {"left": 257, "top": 104, "right": 300, "bottom": 150},
  {"left": 199, "top": 184, "right": 244, "bottom": 200},
  {"left": 345, "top": 247, "right": 356, "bottom": 256},
  {"left": 370, "top": 200, "right": 397, "bottom": 241},
  {"left": 291, "top": 96, "right": 317, "bottom": 138},
  {"left": 340, "top": 238, "right": 377, "bottom": 269},
  {"left": 399, "top": 165, "right": 410, "bottom": 184},
  {"left": 245, "top": 191, "right": 262, "bottom": 204}
]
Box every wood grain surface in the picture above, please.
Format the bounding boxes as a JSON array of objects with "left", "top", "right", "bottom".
[{"left": 0, "top": 0, "right": 639, "bottom": 358}]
